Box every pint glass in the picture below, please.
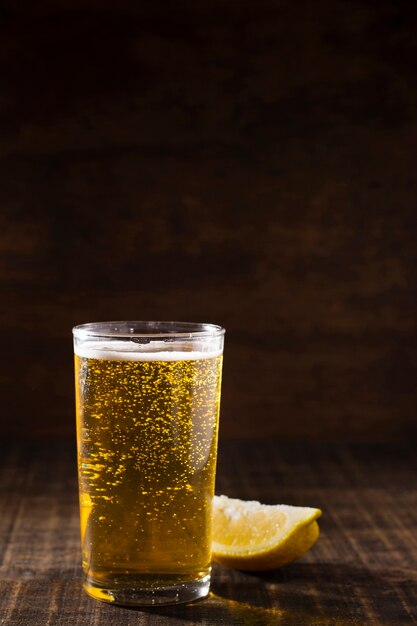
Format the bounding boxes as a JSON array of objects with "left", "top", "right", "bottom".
[{"left": 73, "top": 321, "right": 224, "bottom": 606}]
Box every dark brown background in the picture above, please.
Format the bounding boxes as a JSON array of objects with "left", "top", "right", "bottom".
[{"left": 1, "top": 0, "right": 416, "bottom": 441}]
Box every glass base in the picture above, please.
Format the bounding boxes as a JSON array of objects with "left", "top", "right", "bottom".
[{"left": 83, "top": 573, "right": 211, "bottom": 607}]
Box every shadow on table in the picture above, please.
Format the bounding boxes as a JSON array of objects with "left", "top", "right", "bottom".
[{"left": 131, "top": 562, "right": 415, "bottom": 625}]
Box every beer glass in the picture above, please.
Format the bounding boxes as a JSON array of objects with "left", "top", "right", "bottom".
[{"left": 73, "top": 321, "right": 225, "bottom": 606}]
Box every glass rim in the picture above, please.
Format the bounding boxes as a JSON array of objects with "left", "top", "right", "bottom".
[{"left": 72, "top": 321, "right": 225, "bottom": 340}]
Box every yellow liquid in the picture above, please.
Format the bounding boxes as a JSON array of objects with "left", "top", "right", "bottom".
[{"left": 75, "top": 351, "right": 222, "bottom": 601}]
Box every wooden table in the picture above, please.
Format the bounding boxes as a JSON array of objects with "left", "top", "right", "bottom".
[{"left": 1, "top": 441, "right": 416, "bottom": 625}]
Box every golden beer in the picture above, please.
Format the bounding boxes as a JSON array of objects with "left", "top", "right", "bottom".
[{"left": 73, "top": 323, "right": 224, "bottom": 606}]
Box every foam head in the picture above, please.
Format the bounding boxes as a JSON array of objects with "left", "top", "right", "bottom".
[{"left": 74, "top": 340, "right": 222, "bottom": 361}]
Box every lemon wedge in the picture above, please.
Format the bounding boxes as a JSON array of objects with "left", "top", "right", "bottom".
[{"left": 212, "top": 495, "right": 322, "bottom": 571}]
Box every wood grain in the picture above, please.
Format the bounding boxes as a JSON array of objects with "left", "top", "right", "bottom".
[
  {"left": 0, "top": 441, "right": 416, "bottom": 625},
  {"left": 0, "top": 0, "right": 416, "bottom": 440}
]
